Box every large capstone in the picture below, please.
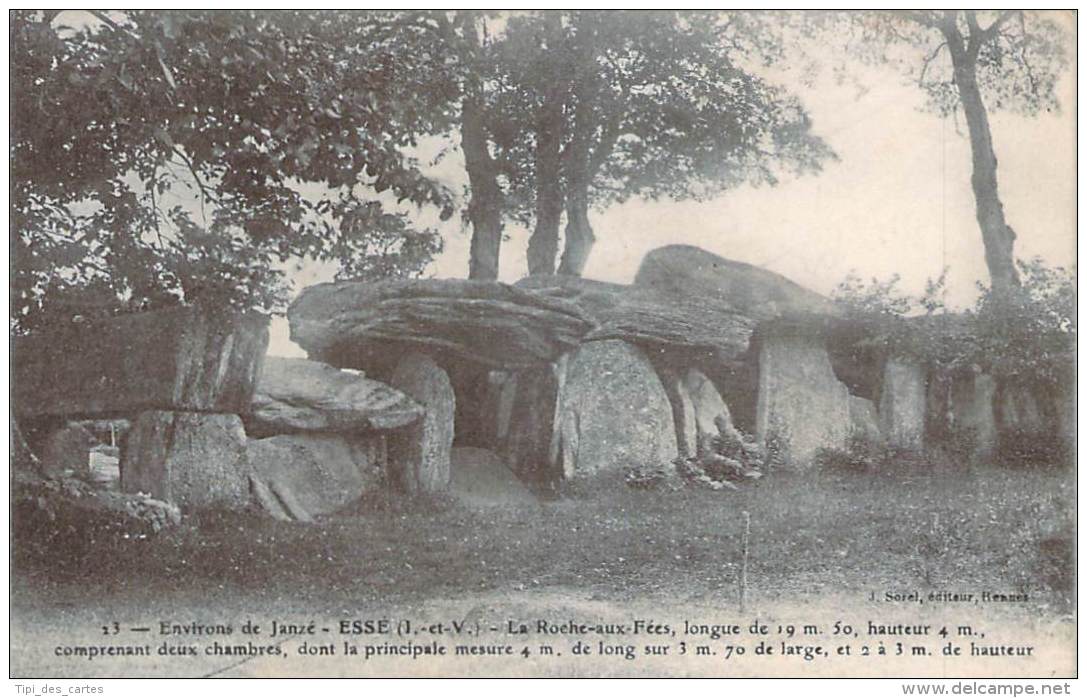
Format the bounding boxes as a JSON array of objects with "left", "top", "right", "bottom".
[
  {"left": 14, "top": 306, "right": 269, "bottom": 419},
  {"left": 386, "top": 353, "right": 455, "bottom": 494},
  {"left": 755, "top": 323, "right": 850, "bottom": 468},
  {"left": 248, "top": 433, "right": 385, "bottom": 522},
  {"left": 634, "top": 245, "right": 840, "bottom": 321},
  {"left": 516, "top": 274, "right": 755, "bottom": 369},
  {"left": 247, "top": 357, "right": 422, "bottom": 436},
  {"left": 554, "top": 340, "right": 678, "bottom": 478},
  {"left": 879, "top": 357, "right": 927, "bottom": 450},
  {"left": 287, "top": 273, "right": 759, "bottom": 377},
  {"left": 120, "top": 411, "right": 249, "bottom": 510},
  {"left": 288, "top": 278, "right": 592, "bottom": 371}
]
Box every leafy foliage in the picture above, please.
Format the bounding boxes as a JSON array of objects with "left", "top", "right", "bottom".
[
  {"left": 815, "top": 436, "right": 934, "bottom": 473},
  {"left": 831, "top": 257, "right": 1075, "bottom": 386},
  {"left": 473, "top": 11, "right": 830, "bottom": 273},
  {"left": 11, "top": 10, "right": 458, "bottom": 331},
  {"left": 822, "top": 10, "right": 1069, "bottom": 118},
  {"left": 482, "top": 11, "right": 834, "bottom": 269}
]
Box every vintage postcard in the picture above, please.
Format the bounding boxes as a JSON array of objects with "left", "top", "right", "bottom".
[{"left": 8, "top": 9, "right": 1077, "bottom": 682}]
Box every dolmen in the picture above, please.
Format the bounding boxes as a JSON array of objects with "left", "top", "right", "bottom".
[{"left": 16, "top": 245, "right": 1072, "bottom": 521}]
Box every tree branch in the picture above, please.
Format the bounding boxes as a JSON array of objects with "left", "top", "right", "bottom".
[
  {"left": 900, "top": 10, "right": 941, "bottom": 29},
  {"left": 87, "top": 10, "right": 139, "bottom": 38},
  {"left": 980, "top": 10, "right": 1019, "bottom": 40},
  {"left": 170, "top": 146, "right": 211, "bottom": 224},
  {"left": 919, "top": 41, "right": 948, "bottom": 85}
]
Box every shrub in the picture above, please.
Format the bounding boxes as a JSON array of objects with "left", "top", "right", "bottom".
[
  {"left": 814, "top": 436, "right": 939, "bottom": 472},
  {"left": 995, "top": 428, "right": 1070, "bottom": 468},
  {"left": 815, "top": 436, "right": 889, "bottom": 472},
  {"left": 669, "top": 426, "right": 765, "bottom": 491},
  {"left": 624, "top": 464, "right": 677, "bottom": 491}
]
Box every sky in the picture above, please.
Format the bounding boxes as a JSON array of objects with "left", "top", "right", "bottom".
[{"left": 115, "top": 12, "right": 1072, "bottom": 359}]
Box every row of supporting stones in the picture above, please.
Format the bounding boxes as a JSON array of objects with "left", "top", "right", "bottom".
[
  {"left": 114, "top": 337, "right": 1068, "bottom": 511},
  {"left": 120, "top": 408, "right": 395, "bottom": 516},
  {"left": 114, "top": 352, "right": 455, "bottom": 512},
  {"left": 121, "top": 411, "right": 250, "bottom": 510}
]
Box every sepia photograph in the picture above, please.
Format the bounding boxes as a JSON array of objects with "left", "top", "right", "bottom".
[{"left": 8, "top": 9, "right": 1078, "bottom": 681}]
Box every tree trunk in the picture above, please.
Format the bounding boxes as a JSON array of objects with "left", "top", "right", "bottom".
[
  {"left": 526, "top": 15, "right": 567, "bottom": 277},
  {"left": 559, "top": 189, "right": 594, "bottom": 276},
  {"left": 458, "top": 17, "right": 504, "bottom": 281},
  {"left": 462, "top": 97, "right": 503, "bottom": 280},
  {"left": 946, "top": 28, "right": 1020, "bottom": 294},
  {"left": 557, "top": 17, "right": 596, "bottom": 277}
]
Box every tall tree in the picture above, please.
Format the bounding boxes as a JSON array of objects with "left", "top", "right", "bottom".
[
  {"left": 427, "top": 11, "right": 508, "bottom": 280},
  {"left": 11, "top": 10, "right": 457, "bottom": 330},
  {"left": 490, "top": 11, "right": 833, "bottom": 277},
  {"left": 826, "top": 10, "right": 1070, "bottom": 294}
]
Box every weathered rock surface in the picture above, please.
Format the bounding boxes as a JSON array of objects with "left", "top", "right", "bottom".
[
  {"left": 494, "top": 365, "right": 562, "bottom": 483},
  {"left": 634, "top": 245, "right": 840, "bottom": 321},
  {"left": 848, "top": 395, "right": 882, "bottom": 444},
  {"left": 516, "top": 275, "right": 755, "bottom": 367},
  {"left": 554, "top": 340, "right": 678, "bottom": 478},
  {"left": 11, "top": 417, "right": 40, "bottom": 472},
  {"left": 825, "top": 318, "right": 888, "bottom": 401},
  {"left": 14, "top": 306, "right": 269, "bottom": 419},
  {"left": 879, "top": 358, "right": 926, "bottom": 450},
  {"left": 289, "top": 278, "right": 592, "bottom": 371},
  {"left": 387, "top": 353, "right": 455, "bottom": 494},
  {"left": 121, "top": 411, "right": 249, "bottom": 510},
  {"left": 450, "top": 446, "right": 536, "bottom": 508},
  {"left": 659, "top": 368, "right": 699, "bottom": 459},
  {"left": 996, "top": 381, "right": 1049, "bottom": 434},
  {"left": 949, "top": 371, "right": 998, "bottom": 458},
  {"left": 38, "top": 422, "right": 98, "bottom": 477},
  {"left": 755, "top": 324, "right": 850, "bottom": 468},
  {"left": 683, "top": 367, "right": 741, "bottom": 453},
  {"left": 248, "top": 433, "right": 385, "bottom": 522},
  {"left": 248, "top": 357, "right": 421, "bottom": 436},
  {"left": 1055, "top": 380, "right": 1076, "bottom": 460},
  {"left": 288, "top": 273, "right": 759, "bottom": 375}
]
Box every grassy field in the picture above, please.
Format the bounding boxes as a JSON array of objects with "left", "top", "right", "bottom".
[
  {"left": 10, "top": 461, "right": 1076, "bottom": 677},
  {"left": 13, "top": 462, "right": 1075, "bottom": 613}
]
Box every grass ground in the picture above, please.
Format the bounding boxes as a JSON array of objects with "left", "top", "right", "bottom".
[{"left": 10, "top": 462, "right": 1076, "bottom": 677}]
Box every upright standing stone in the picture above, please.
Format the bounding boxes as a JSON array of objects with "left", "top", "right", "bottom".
[
  {"left": 247, "top": 433, "right": 385, "bottom": 521},
  {"left": 950, "top": 371, "right": 997, "bottom": 459},
  {"left": 554, "top": 340, "right": 678, "bottom": 478},
  {"left": 684, "top": 368, "right": 741, "bottom": 453},
  {"left": 756, "top": 323, "right": 850, "bottom": 468},
  {"left": 879, "top": 358, "right": 927, "bottom": 451},
  {"left": 121, "top": 411, "right": 248, "bottom": 510},
  {"left": 996, "top": 381, "right": 1048, "bottom": 434},
  {"left": 496, "top": 364, "right": 562, "bottom": 483},
  {"left": 848, "top": 395, "right": 882, "bottom": 444},
  {"left": 1056, "top": 379, "right": 1076, "bottom": 461},
  {"left": 386, "top": 353, "right": 455, "bottom": 494},
  {"left": 658, "top": 367, "right": 698, "bottom": 459}
]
